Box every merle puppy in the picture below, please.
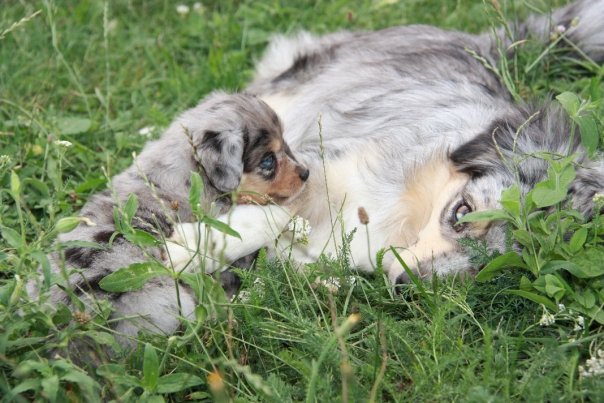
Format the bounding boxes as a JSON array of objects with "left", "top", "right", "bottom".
[{"left": 28, "top": 91, "right": 308, "bottom": 340}]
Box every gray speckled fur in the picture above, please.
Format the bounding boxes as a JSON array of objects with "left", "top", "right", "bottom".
[
  {"left": 28, "top": 92, "right": 285, "bottom": 342},
  {"left": 247, "top": 0, "right": 604, "bottom": 282}
]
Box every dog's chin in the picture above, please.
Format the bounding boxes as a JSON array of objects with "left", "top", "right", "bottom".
[{"left": 236, "top": 183, "right": 307, "bottom": 206}]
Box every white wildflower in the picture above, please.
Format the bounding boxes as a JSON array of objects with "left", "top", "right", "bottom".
[
  {"left": 193, "top": 2, "right": 204, "bottom": 12},
  {"left": 558, "top": 303, "right": 566, "bottom": 312},
  {"left": 138, "top": 126, "right": 155, "bottom": 137},
  {"left": 593, "top": 193, "right": 604, "bottom": 206},
  {"left": 579, "top": 349, "right": 604, "bottom": 378},
  {"left": 0, "top": 155, "right": 11, "bottom": 167},
  {"left": 574, "top": 315, "right": 585, "bottom": 331},
  {"left": 539, "top": 311, "right": 555, "bottom": 326},
  {"left": 237, "top": 290, "right": 251, "bottom": 303},
  {"left": 236, "top": 278, "right": 265, "bottom": 303},
  {"left": 555, "top": 24, "right": 567, "bottom": 34},
  {"left": 288, "top": 215, "right": 311, "bottom": 244},
  {"left": 176, "top": 4, "right": 190, "bottom": 15},
  {"left": 54, "top": 140, "right": 73, "bottom": 148},
  {"left": 314, "top": 276, "right": 340, "bottom": 294}
]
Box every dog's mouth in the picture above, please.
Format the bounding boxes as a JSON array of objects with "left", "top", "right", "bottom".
[{"left": 236, "top": 182, "right": 307, "bottom": 206}]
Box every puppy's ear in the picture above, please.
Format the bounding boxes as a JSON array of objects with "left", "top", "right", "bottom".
[{"left": 197, "top": 129, "right": 245, "bottom": 192}]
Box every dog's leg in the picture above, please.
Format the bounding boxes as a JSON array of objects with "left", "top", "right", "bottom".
[
  {"left": 110, "top": 277, "right": 197, "bottom": 346},
  {"left": 165, "top": 204, "right": 291, "bottom": 273}
]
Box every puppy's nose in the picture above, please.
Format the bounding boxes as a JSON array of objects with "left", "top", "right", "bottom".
[{"left": 299, "top": 168, "right": 310, "bottom": 182}]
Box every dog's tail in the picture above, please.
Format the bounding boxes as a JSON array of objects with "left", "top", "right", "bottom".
[{"left": 505, "top": 0, "right": 604, "bottom": 63}]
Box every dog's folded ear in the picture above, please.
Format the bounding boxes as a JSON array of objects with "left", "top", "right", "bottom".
[
  {"left": 196, "top": 128, "right": 245, "bottom": 193},
  {"left": 451, "top": 103, "right": 603, "bottom": 218}
]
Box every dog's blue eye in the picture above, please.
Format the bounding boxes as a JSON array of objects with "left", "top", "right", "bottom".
[{"left": 260, "top": 154, "right": 276, "bottom": 170}]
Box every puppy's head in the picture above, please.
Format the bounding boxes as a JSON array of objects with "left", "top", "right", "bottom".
[
  {"left": 389, "top": 104, "right": 603, "bottom": 285},
  {"left": 190, "top": 92, "right": 309, "bottom": 204}
]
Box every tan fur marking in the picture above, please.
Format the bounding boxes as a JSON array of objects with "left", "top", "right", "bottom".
[
  {"left": 237, "top": 147, "right": 305, "bottom": 205},
  {"left": 387, "top": 158, "right": 469, "bottom": 266}
]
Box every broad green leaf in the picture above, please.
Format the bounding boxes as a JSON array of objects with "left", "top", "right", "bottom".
[
  {"left": 189, "top": 171, "right": 205, "bottom": 218},
  {"left": 544, "top": 274, "right": 566, "bottom": 300},
  {"left": 456, "top": 209, "right": 510, "bottom": 224},
  {"left": 558, "top": 163, "right": 576, "bottom": 188},
  {"left": 52, "top": 303, "right": 72, "bottom": 326},
  {"left": 512, "top": 229, "right": 533, "bottom": 248},
  {"left": 84, "top": 330, "right": 120, "bottom": 351},
  {"left": 41, "top": 375, "right": 59, "bottom": 403},
  {"left": 576, "top": 114, "right": 599, "bottom": 154},
  {"left": 123, "top": 229, "right": 160, "bottom": 247},
  {"left": 10, "top": 379, "right": 41, "bottom": 396},
  {"left": 156, "top": 373, "right": 204, "bottom": 394},
  {"left": 541, "top": 260, "right": 579, "bottom": 275},
  {"left": 530, "top": 182, "right": 566, "bottom": 208},
  {"left": 475, "top": 251, "right": 526, "bottom": 282},
  {"left": 96, "top": 364, "right": 139, "bottom": 388},
  {"left": 99, "top": 262, "right": 168, "bottom": 292},
  {"left": 123, "top": 193, "right": 139, "bottom": 223},
  {"left": 556, "top": 92, "right": 580, "bottom": 116},
  {"left": 1, "top": 226, "right": 22, "bottom": 249},
  {"left": 57, "top": 117, "right": 91, "bottom": 135},
  {"left": 75, "top": 177, "right": 106, "bottom": 193},
  {"left": 504, "top": 289, "right": 558, "bottom": 311},
  {"left": 202, "top": 216, "right": 241, "bottom": 239},
  {"left": 500, "top": 184, "right": 521, "bottom": 216},
  {"left": 568, "top": 227, "right": 588, "bottom": 253},
  {"left": 529, "top": 163, "right": 576, "bottom": 208},
  {"left": 569, "top": 248, "right": 604, "bottom": 278},
  {"left": 519, "top": 275, "right": 533, "bottom": 291},
  {"left": 575, "top": 289, "right": 596, "bottom": 309},
  {"left": 143, "top": 343, "right": 159, "bottom": 392}
]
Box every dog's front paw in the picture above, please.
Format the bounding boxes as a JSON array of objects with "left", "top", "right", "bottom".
[{"left": 164, "top": 223, "right": 208, "bottom": 272}]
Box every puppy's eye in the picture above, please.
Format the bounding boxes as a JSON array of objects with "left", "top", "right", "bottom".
[
  {"left": 259, "top": 154, "right": 276, "bottom": 171},
  {"left": 451, "top": 201, "right": 472, "bottom": 232}
]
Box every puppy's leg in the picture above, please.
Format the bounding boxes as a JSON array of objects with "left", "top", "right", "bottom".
[
  {"left": 110, "top": 277, "right": 197, "bottom": 347},
  {"left": 165, "top": 204, "right": 291, "bottom": 273}
]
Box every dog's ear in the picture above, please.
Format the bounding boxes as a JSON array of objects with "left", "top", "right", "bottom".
[
  {"left": 450, "top": 119, "right": 516, "bottom": 177},
  {"left": 196, "top": 129, "right": 245, "bottom": 193}
]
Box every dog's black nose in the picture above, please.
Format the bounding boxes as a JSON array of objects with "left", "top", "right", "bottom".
[{"left": 299, "top": 168, "right": 310, "bottom": 181}]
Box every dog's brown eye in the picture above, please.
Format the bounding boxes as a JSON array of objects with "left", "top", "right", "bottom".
[
  {"left": 451, "top": 202, "right": 472, "bottom": 231},
  {"left": 259, "top": 154, "right": 276, "bottom": 171}
]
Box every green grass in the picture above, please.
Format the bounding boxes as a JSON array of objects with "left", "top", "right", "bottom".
[{"left": 1, "top": 0, "right": 604, "bottom": 401}]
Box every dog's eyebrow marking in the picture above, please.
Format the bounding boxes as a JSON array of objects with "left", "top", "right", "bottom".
[{"left": 250, "top": 130, "right": 272, "bottom": 151}]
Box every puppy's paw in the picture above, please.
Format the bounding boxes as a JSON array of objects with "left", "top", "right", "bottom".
[{"left": 164, "top": 223, "right": 208, "bottom": 272}]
